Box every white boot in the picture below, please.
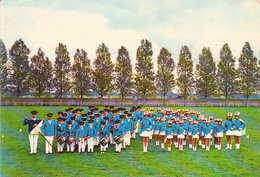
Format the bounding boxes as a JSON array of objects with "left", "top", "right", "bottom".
[
  {"left": 236, "top": 144, "right": 240, "bottom": 149},
  {"left": 225, "top": 144, "right": 230, "bottom": 149},
  {"left": 168, "top": 147, "right": 171, "bottom": 151},
  {"left": 229, "top": 144, "right": 232, "bottom": 150},
  {"left": 189, "top": 144, "right": 192, "bottom": 148},
  {"left": 202, "top": 144, "right": 205, "bottom": 149},
  {"left": 215, "top": 144, "right": 217, "bottom": 148},
  {"left": 161, "top": 143, "right": 165, "bottom": 148},
  {"left": 199, "top": 140, "right": 202, "bottom": 146},
  {"left": 206, "top": 146, "right": 209, "bottom": 151},
  {"left": 176, "top": 143, "right": 178, "bottom": 148},
  {"left": 143, "top": 146, "right": 145, "bottom": 152}
]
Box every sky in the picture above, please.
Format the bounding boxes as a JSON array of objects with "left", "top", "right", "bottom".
[{"left": 1, "top": 0, "right": 260, "bottom": 69}]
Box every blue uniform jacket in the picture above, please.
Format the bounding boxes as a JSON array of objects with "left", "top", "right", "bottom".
[
  {"left": 75, "top": 127, "right": 87, "bottom": 139},
  {"left": 166, "top": 126, "right": 173, "bottom": 136},
  {"left": 177, "top": 124, "right": 186, "bottom": 135},
  {"left": 56, "top": 123, "right": 66, "bottom": 136},
  {"left": 233, "top": 119, "right": 246, "bottom": 130},
  {"left": 140, "top": 119, "right": 153, "bottom": 134},
  {"left": 41, "top": 120, "right": 56, "bottom": 136},
  {"left": 204, "top": 125, "right": 213, "bottom": 135},
  {"left": 23, "top": 117, "right": 42, "bottom": 133},
  {"left": 224, "top": 120, "right": 234, "bottom": 132},
  {"left": 191, "top": 125, "right": 200, "bottom": 136},
  {"left": 86, "top": 125, "right": 95, "bottom": 138},
  {"left": 159, "top": 122, "right": 167, "bottom": 133},
  {"left": 113, "top": 125, "right": 124, "bottom": 138},
  {"left": 99, "top": 127, "right": 109, "bottom": 139}
]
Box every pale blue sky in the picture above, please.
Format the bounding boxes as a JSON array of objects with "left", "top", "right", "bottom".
[{"left": 1, "top": 0, "right": 260, "bottom": 68}]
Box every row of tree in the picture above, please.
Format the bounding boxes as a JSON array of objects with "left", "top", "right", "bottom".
[{"left": 0, "top": 39, "right": 259, "bottom": 100}]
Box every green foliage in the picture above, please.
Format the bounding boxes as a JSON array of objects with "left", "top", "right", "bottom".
[
  {"left": 155, "top": 47, "right": 175, "bottom": 99},
  {"left": 177, "top": 45, "right": 194, "bottom": 99},
  {"left": 238, "top": 42, "right": 259, "bottom": 99},
  {"left": 72, "top": 49, "right": 92, "bottom": 98},
  {"left": 29, "top": 48, "right": 53, "bottom": 97},
  {"left": 0, "top": 40, "right": 8, "bottom": 94},
  {"left": 195, "top": 47, "right": 217, "bottom": 98},
  {"left": 92, "top": 43, "right": 114, "bottom": 98},
  {"left": 217, "top": 43, "right": 237, "bottom": 99},
  {"left": 53, "top": 43, "right": 71, "bottom": 98},
  {"left": 135, "top": 39, "right": 155, "bottom": 99},
  {"left": 8, "top": 39, "right": 31, "bottom": 97},
  {"left": 115, "top": 46, "right": 133, "bottom": 99},
  {"left": 0, "top": 106, "right": 259, "bottom": 176}
]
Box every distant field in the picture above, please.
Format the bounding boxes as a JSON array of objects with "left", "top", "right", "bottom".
[{"left": 0, "top": 106, "right": 260, "bottom": 176}]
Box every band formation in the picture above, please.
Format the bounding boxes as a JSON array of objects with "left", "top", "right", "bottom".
[{"left": 23, "top": 106, "right": 246, "bottom": 155}]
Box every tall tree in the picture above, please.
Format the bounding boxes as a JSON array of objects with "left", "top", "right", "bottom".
[
  {"left": 0, "top": 40, "right": 8, "bottom": 94},
  {"left": 217, "top": 43, "right": 237, "bottom": 99},
  {"left": 91, "top": 43, "right": 114, "bottom": 98},
  {"left": 71, "top": 49, "right": 92, "bottom": 98},
  {"left": 238, "top": 42, "right": 259, "bottom": 99},
  {"left": 195, "top": 47, "right": 217, "bottom": 98},
  {"left": 177, "top": 45, "right": 194, "bottom": 100},
  {"left": 53, "top": 43, "right": 71, "bottom": 98},
  {"left": 8, "top": 39, "right": 31, "bottom": 97},
  {"left": 115, "top": 46, "right": 133, "bottom": 99},
  {"left": 155, "top": 47, "right": 175, "bottom": 101},
  {"left": 135, "top": 39, "right": 155, "bottom": 99},
  {"left": 29, "top": 48, "right": 53, "bottom": 97}
]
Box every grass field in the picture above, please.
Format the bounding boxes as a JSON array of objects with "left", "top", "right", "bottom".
[{"left": 0, "top": 106, "right": 260, "bottom": 177}]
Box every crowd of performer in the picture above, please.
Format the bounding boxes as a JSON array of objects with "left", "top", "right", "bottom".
[{"left": 23, "top": 106, "right": 246, "bottom": 155}]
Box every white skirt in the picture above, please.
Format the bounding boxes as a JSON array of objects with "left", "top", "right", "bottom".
[
  {"left": 216, "top": 132, "right": 223, "bottom": 138},
  {"left": 226, "top": 130, "right": 233, "bottom": 136},
  {"left": 178, "top": 134, "right": 185, "bottom": 139},
  {"left": 188, "top": 132, "right": 192, "bottom": 136},
  {"left": 234, "top": 130, "right": 242, "bottom": 136},
  {"left": 154, "top": 130, "right": 159, "bottom": 135},
  {"left": 140, "top": 131, "right": 150, "bottom": 137},
  {"left": 192, "top": 134, "right": 199, "bottom": 139},
  {"left": 205, "top": 134, "right": 212, "bottom": 139},
  {"left": 150, "top": 130, "right": 154, "bottom": 135},
  {"left": 242, "top": 128, "right": 246, "bottom": 135},
  {"left": 167, "top": 135, "right": 173, "bottom": 139},
  {"left": 160, "top": 131, "right": 166, "bottom": 136}
]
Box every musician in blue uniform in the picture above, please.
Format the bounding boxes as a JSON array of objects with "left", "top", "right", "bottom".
[
  {"left": 173, "top": 118, "right": 179, "bottom": 148},
  {"left": 224, "top": 112, "right": 234, "bottom": 150},
  {"left": 148, "top": 111, "right": 155, "bottom": 139},
  {"left": 191, "top": 120, "right": 200, "bottom": 151},
  {"left": 70, "top": 116, "right": 79, "bottom": 130},
  {"left": 40, "top": 113, "right": 56, "bottom": 154},
  {"left": 177, "top": 120, "right": 186, "bottom": 151},
  {"left": 23, "top": 111, "right": 43, "bottom": 155},
  {"left": 154, "top": 117, "right": 161, "bottom": 146},
  {"left": 215, "top": 119, "right": 224, "bottom": 150},
  {"left": 125, "top": 113, "right": 133, "bottom": 147},
  {"left": 86, "top": 119, "right": 95, "bottom": 153},
  {"left": 75, "top": 122, "right": 87, "bottom": 153},
  {"left": 56, "top": 117, "right": 66, "bottom": 153},
  {"left": 64, "top": 121, "right": 76, "bottom": 152},
  {"left": 166, "top": 121, "right": 173, "bottom": 151},
  {"left": 233, "top": 112, "right": 246, "bottom": 149},
  {"left": 159, "top": 117, "right": 167, "bottom": 149},
  {"left": 132, "top": 108, "right": 139, "bottom": 139},
  {"left": 120, "top": 115, "right": 127, "bottom": 149},
  {"left": 113, "top": 120, "right": 124, "bottom": 153},
  {"left": 139, "top": 112, "right": 153, "bottom": 152},
  {"left": 187, "top": 118, "right": 194, "bottom": 149},
  {"left": 204, "top": 120, "right": 214, "bottom": 151},
  {"left": 99, "top": 121, "right": 109, "bottom": 153}
]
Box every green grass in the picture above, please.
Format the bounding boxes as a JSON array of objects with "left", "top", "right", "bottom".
[{"left": 0, "top": 106, "right": 260, "bottom": 177}]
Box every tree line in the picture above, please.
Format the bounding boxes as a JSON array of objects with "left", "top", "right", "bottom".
[{"left": 0, "top": 39, "right": 259, "bottom": 100}]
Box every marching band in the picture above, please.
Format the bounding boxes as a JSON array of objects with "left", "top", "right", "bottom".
[{"left": 23, "top": 106, "right": 247, "bottom": 155}]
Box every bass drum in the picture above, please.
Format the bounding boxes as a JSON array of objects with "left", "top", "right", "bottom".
[
  {"left": 133, "top": 123, "right": 137, "bottom": 130},
  {"left": 99, "top": 136, "right": 109, "bottom": 146},
  {"left": 114, "top": 135, "right": 124, "bottom": 144},
  {"left": 67, "top": 136, "right": 75, "bottom": 144},
  {"left": 57, "top": 135, "right": 66, "bottom": 144}
]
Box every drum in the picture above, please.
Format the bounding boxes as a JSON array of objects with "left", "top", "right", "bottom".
[
  {"left": 114, "top": 135, "right": 124, "bottom": 144},
  {"left": 67, "top": 136, "right": 75, "bottom": 144},
  {"left": 57, "top": 135, "right": 66, "bottom": 144},
  {"left": 100, "top": 136, "right": 109, "bottom": 146},
  {"left": 133, "top": 123, "right": 137, "bottom": 130}
]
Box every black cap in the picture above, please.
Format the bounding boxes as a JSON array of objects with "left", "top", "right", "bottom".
[
  {"left": 104, "top": 109, "right": 109, "bottom": 112},
  {"left": 88, "top": 106, "right": 94, "bottom": 108},
  {"left": 95, "top": 114, "right": 100, "bottom": 117},
  {"left": 57, "top": 118, "right": 63, "bottom": 121},
  {"left": 101, "top": 121, "right": 106, "bottom": 125},
  {"left": 87, "top": 112, "right": 93, "bottom": 115},
  {"left": 94, "top": 108, "right": 99, "bottom": 111},
  {"left": 89, "top": 116, "right": 94, "bottom": 120},
  {"left": 67, "top": 121, "right": 72, "bottom": 125},
  {"left": 65, "top": 109, "right": 69, "bottom": 112},
  {"left": 70, "top": 116, "right": 75, "bottom": 120},
  {"left": 82, "top": 114, "right": 87, "bottom": 117},
  {"left": 137, "top": 106, "right": 141, "bottom": 109},
  {"left": 88, "top": 119, "right": 94, "bottom": 123},
  {"left": 115, "top": 120, "right": 121, "bottom": 124},
  {"left": 104, "top": 117, "right": 109, "bottom": 120},
  {"left": 61, "top": 118, "right": 66, "bottom": 121},
  {"left": 110, "top": 106, "right": 114, "bottom": 109},
  {"left": 100, "top": 111, "right": 104, "bottom": 114},
  {"left": 78, "top": 122, "right": 84, "bottom": 125},
  {"left": 82, "top": 117, "right": 87, "bottom": 121},
  {"left": 127, "top": 113, "right": 132, "bottom": 117},
  {"left": 120, "top": 115, "right": 125, "bottom": 119},
  {"left": 69, "top": 107, "right": 73, "bottom": 110},
  {"left": 105, "top": 105, "right": 109, "bottom": 108},
  {"left": 63, "top": 113, "right": 68, "bottom": 117},
  {"left": 31, "top": 111, "right": 38, "bottom": 115},
  {"left": 47, "top": 113, "right": 53, "bottom": 117},
  {"left": 72, "top": 110, "right": 77, "bottom": 113}
]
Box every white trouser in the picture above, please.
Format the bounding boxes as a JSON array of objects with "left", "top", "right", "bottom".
[
  {"left": 78, "top": 138, "right": 85, "bottom": 152},
  {"left": 116, "top": 143, "right": 122, "bottom": 152},
  {"left": 94, "top": 136, "right": 99, "bottom": 146},
  {"left": 88, "top": 138, "right": 94, "bottom": 152},
  {"left": 100, "top": 144, "right": 106, "bottom": 152},
  {"left": 57, "top": 142, "right": 64, "bottom": 152},
  {"left": 126, "top": 131, "right": 131, "bottom": 146},
  {"left": 110, "top": 133, "right": 115, "bottom": 144},
  {"left": 132, "top": 131, "right": 136, "bottom": 139},
  {"left": 67, "top": 142, "right": 75, "bottom": 152},
  {"left": 44, "top": 136, "right": 54, "bottom": 153},
  {"left": 28, "top": 134, "right": 38, "bottom": 153}
]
